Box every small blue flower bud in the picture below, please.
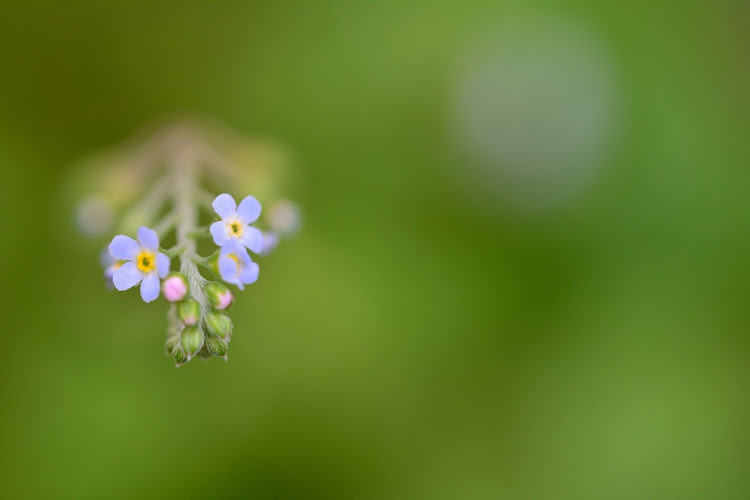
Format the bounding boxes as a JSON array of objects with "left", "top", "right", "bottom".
[
  {"left": 180, "top": 326, "right": 204, "bottom": 359},
  {"left": 205, "top": 312, "right": 232, "bottom": 340},
  {"left": 178, "top": 299, "right": 201, "bottom": 326}
]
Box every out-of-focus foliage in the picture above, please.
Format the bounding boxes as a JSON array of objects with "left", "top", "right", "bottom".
[{"left": 0, "top": 1, "right": 748, "bottom": 498}]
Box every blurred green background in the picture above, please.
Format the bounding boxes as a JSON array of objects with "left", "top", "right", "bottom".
[{"left": 0, "top": 1, "right": 749, "bottom": 498}]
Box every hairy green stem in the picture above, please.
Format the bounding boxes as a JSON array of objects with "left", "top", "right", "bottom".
[{"left": 173, "top": 149, "right": 210, "bottom": 335}]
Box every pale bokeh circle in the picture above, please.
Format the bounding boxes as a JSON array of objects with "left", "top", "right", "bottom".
[{"left": 452, "top": 11, "right": 620, "bottom": 215}]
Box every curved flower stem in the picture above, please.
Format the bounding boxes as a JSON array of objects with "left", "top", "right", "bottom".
[
  {"left": 195, "top": 188, "right": 216, "bottom": 211},
  {"left": 195, "top": 142, "right": 242, "bottom": 178},
  {"left": 119, "top": 172, "right": 174, "bottom": 230},
  {"left": 154, "top": 212, "right": 178, "bottom": 237},
  {"left": 188, "top": 227, "right": 210, "bottom": 239},
  {"left": 163, "top": 245, "right": 185, "bottom": 258}
]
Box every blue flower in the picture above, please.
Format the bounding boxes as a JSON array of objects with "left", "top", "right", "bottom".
[
  {"left": 108, "top": 226, "right": 170, "bottom": 302},
  {"left": 218, "top": 240, "right": 259, "bottom": 290},
  {"left": 210, "top": 193, "right": 263, "bottom": 253}
]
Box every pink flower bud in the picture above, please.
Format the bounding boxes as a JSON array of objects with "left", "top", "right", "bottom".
[
  {"left": 216, "top": 290, "right": 234, "bottom": 310},
  {"left": 178, "top": 299, "right": 200, "bottom": 325},
  {"left": 162, "top": 274, "right": 188, "bottom": 302},
  {"left": 206, "top": 283, "right": 234, "bottom": 310}
]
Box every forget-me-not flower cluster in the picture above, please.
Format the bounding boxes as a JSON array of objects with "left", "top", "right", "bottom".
[{"left": 86, "top": 122, "right": 298, "bottom": 366}]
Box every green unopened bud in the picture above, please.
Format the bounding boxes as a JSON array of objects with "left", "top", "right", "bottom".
[
  {"left": 206, "top": 335, "right": 228, "bottom": 359},
  {"left": 206, "top": 251, "right": 220, "bottom": 278},
  {"left": 178, "top": 299, "right": 201, "bottom": 326},
  {"left": 205, "top": 312, "right": 232, "bottom": 339},
  {"left": 165, "top": 336, "right": 179, "bottom": 355},
  {"left": 173, "top": 346, "right": 188, "bottom": 366},
  {"left": 206, "top": 283, "right": 234, "bottom": 310},
  {"left": 180, "top": 326, "right": 204, "bottom": 359}
]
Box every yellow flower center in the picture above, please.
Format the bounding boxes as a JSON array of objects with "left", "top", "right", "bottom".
[
  {"left": 229, "top": 253, "right": 240, "bottom": 266},
  {"left": 227, "top": 219, "right": 243, "bottom": 237},
  {"left": 136, "top": 251, "right": 156, "bottom": 273}
]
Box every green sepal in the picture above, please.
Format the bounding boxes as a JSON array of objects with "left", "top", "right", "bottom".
[
  {"left": 197, "top": 346, "right": 213, "bottom": 360},
  {"left": 178, "top": 299, "right": 201, "bottom": 326},
  {"left": 206, "top": 282, "right": 233, "bottom": 310},
  {"left": 205, "top": 312, "right": 232, "bottom": 340},
  {"left": 165, "top": 336, "right": 179, "bottom": 355},
  {"left": 180, "top": 325, "right": 205, "bottom": 359},
  {"left": 199, "top": 249, "right": 221, "bottom": 280},
  {"left": 173, "top": 346, "right": 188, "bottom": 366},
  {"left": 206, "top": 335, "right": 228, "bottom": 358}
]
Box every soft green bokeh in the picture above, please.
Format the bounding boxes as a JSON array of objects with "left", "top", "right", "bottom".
[{"left": 0, "top": 1, "right": 748, "bottom": 498}]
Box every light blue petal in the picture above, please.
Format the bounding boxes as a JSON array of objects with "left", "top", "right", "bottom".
[
  {"left": 219, "top": 242, "right": 230, "bottom": 258},
  {"left": 218, "top": 254, "right": 237, "bottom": 278},
  {"left": 109, "top": 235, "right": 139, "bottom": 261},
  {"left": 212, "top": 193, "right": 236, "bottom": 219},
  {"left": 113, "top": 261, "right": 143, "bottom": 291},
  {"left": 240, "top": 226, "right": 264, "bottom": 254},
  {"left": 240, "top": 260, "right": 259, "bottom": 285},
  {"left": 156, "top": 253, "right": 170, "bottom": 279},
  {"left": 230, "top": 243, "right": 252, "bottom": 269},
  {"left": 137, "top": 226, "right": 159, "bottom": 251},
  {"left": 140, "top": 272, "right": 160, "bottom": 302},
  {"left": 236, "top": 243, "right": 252, "bottom": 265},
  {"left": 218, "top": 254, "right": 243, "bottom": 290},
  {"left": 218, "top": 254, "right": 237, "bottom": 277},
  {"left": 220, "top": 239, "right": 246, "bottom": 258},
  {"left": 236, "top": 195, "right": 261, "bottom": 224},
  {"left": 210, "top": 221, "right": 228, "bottom": 246}
]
